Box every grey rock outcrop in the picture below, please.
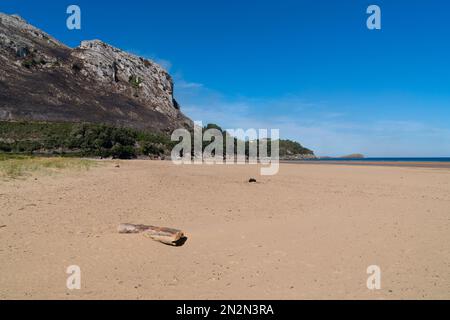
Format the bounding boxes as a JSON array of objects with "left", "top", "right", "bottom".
[{"left": 0, "top": 13, "right": 192, "bottom": 132}]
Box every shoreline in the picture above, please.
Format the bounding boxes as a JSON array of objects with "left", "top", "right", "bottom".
[{"left": 282, "top": 160, "right": 450, "bottom": 169}]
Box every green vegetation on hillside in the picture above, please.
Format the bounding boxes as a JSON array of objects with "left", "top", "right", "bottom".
[
  {"left": 0, "top": 121, "right": 173, "bottom": 159},
  {"left": 0, "top": 121, "right": 314, "bottom": 159},
  {"left": 199, "top": 124, "right": 314, "bottom": 158},
  {"left": 278, "top": 139, "right": 314, "bottom": 157}
]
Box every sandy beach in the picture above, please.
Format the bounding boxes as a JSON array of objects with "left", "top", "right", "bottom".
[{"left": 0, "top": 160, "right": 449, "bottom": 300}]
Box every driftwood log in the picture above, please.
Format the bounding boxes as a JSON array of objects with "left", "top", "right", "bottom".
[{"left": 118, "top": 223, "right": 185, "bottom": 246}]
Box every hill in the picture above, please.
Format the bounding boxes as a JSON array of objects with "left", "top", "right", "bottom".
[{"left": 0, "top": 13, "right": 192, "bottom": 132}]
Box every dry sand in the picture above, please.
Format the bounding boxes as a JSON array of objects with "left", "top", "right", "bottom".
[{"left": 0, "top": 161, "right": 449, "bottom": 299}]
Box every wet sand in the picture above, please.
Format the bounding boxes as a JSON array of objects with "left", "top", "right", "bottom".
[{"left": 0, "top": 161, "right": 449, "bottom": 299}]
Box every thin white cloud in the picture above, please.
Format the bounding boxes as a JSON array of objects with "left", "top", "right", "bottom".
[{"left": 177, "top": 80, "right": 204, "bottom": 89}]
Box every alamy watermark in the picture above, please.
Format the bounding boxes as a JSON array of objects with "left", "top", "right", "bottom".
[
  {"left": 66, "top": 5, "right": 81, "bottom": 30},
  {"left": 367, "top": 5, "right": 381, "bottom": 30},
  {"left": 66, "top": 265, "right": 81, "bottom": 290},
  {"left": 366, "top": 265, "right": 381, "bottom": 290},
  {"left": 171, "top": 122, "right": 280, "bottom": 176}
]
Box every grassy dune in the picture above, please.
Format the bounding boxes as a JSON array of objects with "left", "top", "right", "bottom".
[{"left": 0, "top": 154, "right": 96, "bottom": 179}]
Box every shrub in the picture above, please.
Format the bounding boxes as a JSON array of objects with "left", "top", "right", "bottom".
[
  {"left": 128, "top": 75, "right": 143, "bottom": 89},
  {"left": 140, "top": 141, "right": 164, "bottom": 156},
  {"left": 0, "top": 142, "right": 12, "bottom": 152},
  {"left": 22, "top": 58, "right": 38, "bottom": 69},
  {"left": 111, "top": 144, "right": 136, "bottom": 159}
]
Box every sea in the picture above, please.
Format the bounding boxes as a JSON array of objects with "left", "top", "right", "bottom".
[{"left": 311, "top": 157, "right": 450, "bottom": 162}]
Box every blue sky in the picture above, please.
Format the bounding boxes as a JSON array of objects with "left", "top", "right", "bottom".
[{"left": 2, "top": 0, "right": 450, "bottom": 156}]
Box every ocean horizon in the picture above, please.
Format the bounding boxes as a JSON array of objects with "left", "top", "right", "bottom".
[{"left": 313, "top": 157, "right": 450, "bottom": 162}]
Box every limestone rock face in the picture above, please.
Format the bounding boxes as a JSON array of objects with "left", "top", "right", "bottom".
[
  {"left": 0, "top": 13, "right": 192, "bottom": 132},
  {"left": 72, "top": 40, "right": 179, "bottom": 118}
]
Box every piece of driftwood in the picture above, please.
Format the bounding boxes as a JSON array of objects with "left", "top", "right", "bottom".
[
  {"left": 142, "top": 226, "right": 185, "bottom": 246},
  {"left": 118, "top": 223, "right": 185, "bottom": 246},
  {"left": 117, "top": 223, "right": 151, "bottom": 234}
]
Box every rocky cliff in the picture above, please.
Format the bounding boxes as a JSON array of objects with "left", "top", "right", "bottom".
[{"left": 0, "top": 13, "right": 192, "bottom": 132}]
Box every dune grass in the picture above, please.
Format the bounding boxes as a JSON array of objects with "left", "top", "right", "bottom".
[{"left": 0, "top": 154, "right": 96, "bottom": 179}]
